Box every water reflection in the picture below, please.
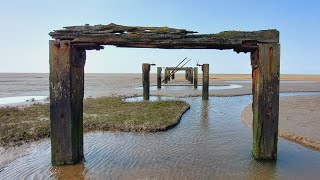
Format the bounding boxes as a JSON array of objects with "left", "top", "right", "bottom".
[
  {"left": 201, "top": 100, "right": 209, "bottom": 128},
  {"left": 135, "top": 84, "right": 243, "bottom": 91}
]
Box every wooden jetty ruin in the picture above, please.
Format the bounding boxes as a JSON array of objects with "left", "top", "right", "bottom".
[{"left": 49, "top": 23, "right": 280, "bottom": 165}]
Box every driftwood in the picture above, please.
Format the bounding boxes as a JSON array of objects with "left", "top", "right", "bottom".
[{"left": 50, "top": 23, "right": 279, "bottom": 52}]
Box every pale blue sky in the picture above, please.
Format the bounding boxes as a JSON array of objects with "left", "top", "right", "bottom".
[{"left": 0, "top": 0, "right": 319, "bottom": 74}]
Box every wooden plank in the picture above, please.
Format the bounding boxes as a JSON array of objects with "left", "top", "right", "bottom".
[
  {"left": 202, "top": 64, "right": 209, "bottom": 100},
  {"left": 194, "top": 67, "right": 198, "bottom": 89},
  {"left": 157, "top": 67, "right": 162, "bottom": 89},
  {"left": 49, "top": 40, "right": 85, "bottom": 165},
  {"left": 49, "top": 23, "right": 279, "bottom": 52},
  {"left": 251, "top": 43, "right": 280, "bottom": 160},
  {"left": 142, "top": 63, "right": 150, "bottom": 100}
]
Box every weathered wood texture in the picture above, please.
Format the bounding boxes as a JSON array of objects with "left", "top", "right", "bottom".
[
  {"left": 189, "top": 68, "right": 194, "bottom": 84},
  {"left": 50, "top": 23, "right": 279, "bottom": 52},
  {"left": 142, "top": 63, "right": 150, "bottom": 100},
  {"left": 251, "top": 43, "right": 280, "bottom": 160},
  {"left": 157, "top": 67, "right": 162, "bottom": 89},
  {"left": 49, "top": 40, "right": 85, "bottom": 165},
  {"left": 202, "top": 64, "right": 209, "bottom": 100},
  {"left": 194, "top": 67, "right": 198, "bottom": 89},
  {"left": 165, "top": 67, "right": 193, "bottom": 71},
  {"left": 171, "top": 71, "right": 175, "bottom": 79}
]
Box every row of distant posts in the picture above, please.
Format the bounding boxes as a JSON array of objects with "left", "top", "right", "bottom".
[{"left": 142, "top": 63, "right": 209, "bottom": 101}]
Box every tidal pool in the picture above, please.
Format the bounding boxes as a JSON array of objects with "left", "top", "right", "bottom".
[
  {"left": 1, "top": 93, "right": 320, "bottom": 179},
  {"left": 135, "top": 84, "right": 243, "bottom": 91}
]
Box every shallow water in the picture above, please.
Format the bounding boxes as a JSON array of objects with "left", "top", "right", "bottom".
[
  {"left": 0, "top": 96, "right": 47, "bottom": 105},
  {"left": 135, "top": 84, "right": 243, "bottom": 91},
  {"left": 226, "top": 80, "right": 319, "bottom": 84},
  {"left": 1, "top": 94, "right": 320, "bottom": 179}
]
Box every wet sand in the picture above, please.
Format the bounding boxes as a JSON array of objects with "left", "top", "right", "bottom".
[
  {"left": 1, "top": 73, "right": 320, "bottom": 99},
  {"left": 242, "top": 94, "right": 320, "bottom": 150}
]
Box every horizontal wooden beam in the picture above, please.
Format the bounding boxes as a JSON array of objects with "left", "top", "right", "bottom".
[
  {"left": 49, "top": 23, "right": 279, "bottom": 52},
  {"left": 165, "top": 67, "right": 193, "bottom": 70}
]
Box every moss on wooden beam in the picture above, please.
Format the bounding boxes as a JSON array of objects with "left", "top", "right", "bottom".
[{"left": 49, "top": 23, "right": 279, "bottom": 51}]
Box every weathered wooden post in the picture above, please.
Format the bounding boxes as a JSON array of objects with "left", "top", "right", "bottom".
[
  {"left": 49, "top": 40, "right": 85, "bottom": 165},
  {"left": 185, "top": 69, "right": 188, "bottom": 80},
  {"left": 157, "top": 67, "right": 162, "bottom": 89},
  {"left": 142, "top": 63, "right": 150, "bottom": 100},
  {"left": 164, "top": 68, "right": 168, "bottom": 84},
  {"left": 189, "top": 68, "right": 194, "bottom": 84},
  {"left": 202, "top": 64, "right": 209, "bottom": 100},
  {"left": 194, "top": 67, "right": 198, "bottom": 89},
  {"left": 251, "top": 43, "right": 280, "bottom": 160},
  {"left": 171, "top": 71, "right": 175, "bottom": 80}
]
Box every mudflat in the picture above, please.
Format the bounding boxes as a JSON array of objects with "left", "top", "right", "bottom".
[{"left": 242, "top": 94, "right": 320, "bottom": 150}]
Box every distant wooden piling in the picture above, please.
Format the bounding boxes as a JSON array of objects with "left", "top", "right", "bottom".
[
  {"left": 164, "top": 68, "right": 168, "bottom": 84},
  {"left": 50, "top": 40, "right": 85, "bottom": 165},
  {"left": 142, "top": 63, "right": 150, "bottom": 100},
  {"left": 171, "top": 71, "right": 175, "bottom": 80},
  {"left": 157, "top": 67, "right": 162, "bottom": 89},
  {"left": 202, "top": 64, "right": 209, "bottom": 100},
  {"left": 251, "top": 44, "right": 280, "bottom": 160},
  {"left": 185, "top": 69, "right": 188, "bottom": 80},
  {"left": 194, "top": 67, "right": 198, "bottom": 88},
  {"left": 189, "top": 68, "right": 194, "bottom": 84}
]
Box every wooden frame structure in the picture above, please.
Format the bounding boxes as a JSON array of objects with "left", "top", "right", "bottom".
[{"left": 49, "top": 23, "right": 280, "bottom": 165}]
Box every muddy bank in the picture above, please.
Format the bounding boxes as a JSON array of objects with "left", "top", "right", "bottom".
[{"left": 242, "top": 94, "right": 320, "bottom": 150}]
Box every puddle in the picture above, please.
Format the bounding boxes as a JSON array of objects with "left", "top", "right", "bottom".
[
  {"left": 135, "top": 84, "right": 243, "bottom": 90},
  {"left": 0, "top": 96, "right": 47, "bottom": 105},
  {"left": 124, "top": 96, "right": 178, "bottom": 102},
  {"left": 226, "top": 80, "right": 319, "bottom": 84}
]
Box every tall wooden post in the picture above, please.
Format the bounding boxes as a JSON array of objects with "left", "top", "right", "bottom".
[
  {"left": 142, "top": 63, "right": 150, "bottom": 100},
  {"left": 49, "top": 40, "right": 85, "bottom": 165},
  {"left": 251, "top": 43, "right": 280, "bottom": 160},
  {"left": 202, "top": 64, "right": 209, "bottom": 100},
  {"left": 194, "top": 67, "right": 198, "bottom": 89},
  {"left": 157, "top": 67, "right": 162, "bottom": 89},
  {"left": 189, "top": 68, "right": 194, "bottom": 84}
]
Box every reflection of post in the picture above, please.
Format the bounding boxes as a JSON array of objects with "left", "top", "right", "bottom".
[
  {"left": 157, "top": 67, "right": 162, "bottom": 89},
  {"left": 201, "top": 100, "right": 209, "bottom": 127},
  {"left": 189, "top": 68, "right": 194, "bottom": 84},
  {"left": 51, "top": 161, "right": 86, "bottom": 179},
  {"left": 194, "top": 67, "right": 198, "bottom": 89},
  {"left": 247, "top": 159, "right": 276, "bottom": 179},
  {"left": 142, "top": 63, "right": 150, "bottom": 100},
  {"left": 202, "top": 64, "right": 209, "bottom": 100}
]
